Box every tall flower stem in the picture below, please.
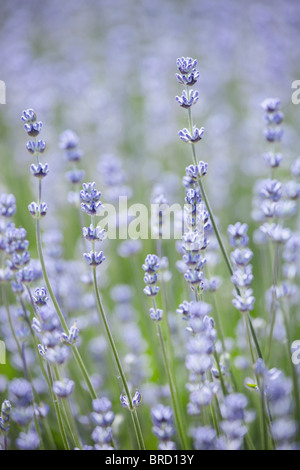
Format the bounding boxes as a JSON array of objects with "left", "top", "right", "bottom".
[
  {"left": 185, "top": 90, "right": 263, "bottom": 361},
  {"left": 35, "top": 218, "right": 97, "bottom": 400},
  {"left": 53, "top": 365, "right": 82, "bottom": 450},
  {"left": 281, "top": 300, "right": 300, "bottom": 442},
  {"left": 152, "top": 298, "right": 189, "bottom": 450},
  {"left": 1, "top": 285, "right": 45, "bottom": 449},
  {"left": 92, "top": 267, "right": 145, "bottom": 450},
  {"left": 244, "top": 315, "right": 273, "bottom": 450},
  {"left": 47, "top": 363, "right": 69, "bottom": 450},
  {"left": 266, "top": 243, "right": 280, "bottom": 364}
]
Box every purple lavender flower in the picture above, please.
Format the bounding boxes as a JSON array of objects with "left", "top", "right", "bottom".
[
  {"left": 232, "top": 289, "right": 255, "bottom": 312},
  {"left": 184, "top": 161, "right": 208, "bottom": 185},
  {"left": 259, "top": 179, "right": 282, "bottom": 202},
  {"left": 33, "top": 287, "right": 48, "bottom": 306},
  {"left": 82, "top": 224, "right": 106, "bottom": 242},
  {"left": 176, "top": 57, "right": 200, "bottom": 86},
  {"left": 263, "top": 152, "right": 282, "bottom": 169},
  {"left": 175, "top": 89, "right": 199, "bottom": 108},
  {"left": 178, "top": 126, "right": 205, "bottom": 143},
  {"left": 16, "top": 430, "right": 39, "bottom": 450},
  {"left": 59, "top": 129, "right": 79, "bottom": 150},
  {"left": 80, "top": 182, "right": 102, "bottom": 215},
  {"left": 261, "top": 98, "right": 281, "bottom": 113},
  {"left": 53, "top": 379, "right": 75, "bottom": 398},
  {"left": 28, "top": 202, "right": 48, "bottom": 218},
  {"left": 26, "top": 140, "right": 46, "bottom": 154},
  {"left": 120, "top": 391, "right": 141, "bottom": 410},
  {"left": 92, "top": 426, "right": 112, "bottom": 445},
  {"left": 230, "top": 248, "right": 253, "bottom": 267},
  {"left": 0, "top": 194, "right": 16, "bottom": 217},
  {"left": 259, "top": 223, "right": 292, "bottom": 244},
  {"left": 23, "top": 121, "right": 43, "bottom": 137},
  {"left": 61, "top": 322, "right": 79, "bottom": 345},
  {"left": 65, "top": 169, "right": 85, "bottom": 185},
  {"left": 291, "top": 156, "right": 300, "bottom": 178},
  {"left": 142, "top": 254, "right": 160, "bottom": 273},
  {"left": 0, "top": 400, "right": 11, "bottom": 434},
  {"left": 21, "top": 109, "right": 36, "bottom": 123},
  {"left": 83, "top": 250, "right": 106, "bottom": 266},
  {"left": 30, "top": 162, "right": 49, "bottom": 179},
  {"left": 176, "top": 57, "right": 198, "bottom": 75},
  {"left": 227, "top": 222, "right": 249, "bottom": 247},
  {"left": 192, "top": 425, "right": 216, "bottom": 450},
  {"left": 151, "top": 404, "right": 175, "bottom": 442},
  {"left": 149, "top": 307, "right": 163, "bottom": 321}
]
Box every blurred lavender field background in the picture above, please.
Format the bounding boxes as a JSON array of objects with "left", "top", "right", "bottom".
[{"left": 1, "top": 0, "right": 300, "bottom": 451}]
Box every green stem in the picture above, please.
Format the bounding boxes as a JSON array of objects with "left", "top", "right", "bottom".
[
  {"left": 213, "top": 351, "right": 228, "bottom": 397},
  {"left": 35, "top": 218, "right": 97, "bottom": 400},
  {"left": 47, "top": 363, "right": 69, "bottom": 450},
  {"left": 53, "top": 365, "right": 82, "bottom": 450},
  {"left": 281, "top": 300, "right": 300, "bottom": 442},
  {"left": 185, "top": 90, "right": 263, "bottom": 361},
  {"left": 92, "top": 267, "right": 145, "bottom": 450},
  {"left": 156, "top": 321, "right": 189, "bottom": 450},
  {"left": 266, "top": 243, "right": 280, "bottom": 365},
  {"left": 2, "top": 287, "right": 45, "bottom": 449}
]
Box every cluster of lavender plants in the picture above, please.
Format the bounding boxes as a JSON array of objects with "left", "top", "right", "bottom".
[{"left": 1, "top": 0, "right": 300, "bottom": 453}]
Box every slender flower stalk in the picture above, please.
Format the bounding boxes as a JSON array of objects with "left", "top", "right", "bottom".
[
  {"left": 47, "top": 363, "right": 69, "bottom": 450},
  {"left": 80, "top": 181, "right": 145, "bottom": 450},
  {"left": 176, "top": 58, "right": 263, "bottom": 360},
  {"left": 143, "top": 254, "right": 189, "bottom": 449},
  {"left": 22, "top": 110, "right": 98, "bottom": 401}
]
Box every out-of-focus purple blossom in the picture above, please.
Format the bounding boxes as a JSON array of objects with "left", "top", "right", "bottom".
[
  {"left": 16, "top": 430, "right": 40, "bottom": 450},
  {"left": 261, "top": 98, "right": 281, "bottom": 113},
  {"left": 259, "top": 223, "right": 291, "bottom": 244},
  {"left": 192, "top": 425, "right": 216, "bottom": 450},
  {"left": 232, "top": 289, "right": 255, "bottom": 312},
  {"left": 291, "top": 156, "right": 300, "bottom": 178},
  {"left": 9, "top": 378, "right": 33, "bottom": 407},
  {"left": 151, "top": 404, "right": 175, "bottom": 443},
  {"left": 117, "top": 239, "right": 142, "bottom": 258},
  {"left": 230, "top": 248, "right": 253, "bottom": 267},
  {"left": 53, "top": 379, "right": 75, "bottom": 398},
  {"left": 263, "top": 152, "right": 282, "bottom": 169},
  {"left": 259, "top": 179, "right": 282, "bottom": 201},
  {"left": 0, "top": 194, "right": 16, "bottom": 218},
  {"left": 227, "top": 222, "right": 249, "bottom": 247},
  {"left": 92, "top": 426, "right": 112, "bottom": 445}
]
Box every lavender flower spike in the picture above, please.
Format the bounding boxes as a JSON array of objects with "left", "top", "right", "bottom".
[{"left": 178, "top": 126, "right": 205, "bottom": 144}]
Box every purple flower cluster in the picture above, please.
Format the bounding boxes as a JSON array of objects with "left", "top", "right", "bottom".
[
  {"left": 228, "top": 222, "right": 255, "bottom": 313},
  {"left": 90, "top": 397, "right": 115, "bottom": 450},
  {"left": 151, "top": 404, "right": 176, "bottom": 450},
  {"left": 80, "top": 182, "right": 106, "bottom": 267}
]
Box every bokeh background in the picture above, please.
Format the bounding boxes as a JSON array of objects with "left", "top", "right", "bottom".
[{"left": 1, "top": 0, "right": 300, "bottom": 450}]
